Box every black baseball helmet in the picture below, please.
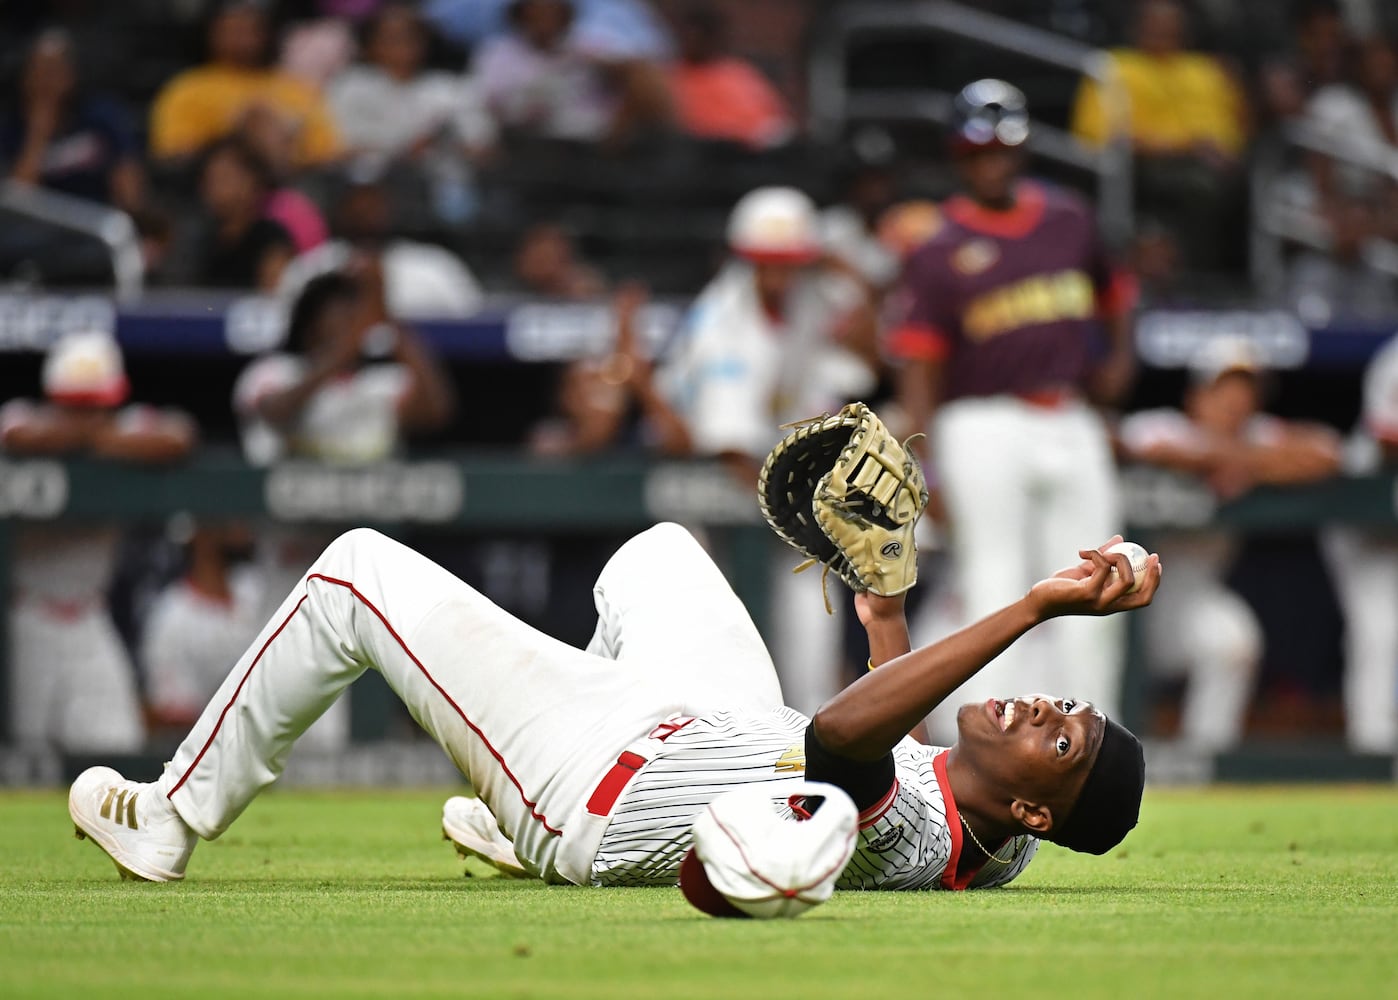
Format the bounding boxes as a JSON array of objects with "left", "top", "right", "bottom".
[{"left": 949, "top": 79, "right": 1031, "bottom": 153}]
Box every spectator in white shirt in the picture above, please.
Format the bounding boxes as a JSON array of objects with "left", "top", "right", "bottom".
[
  {"left": 1307, "top": 35, "right": 1398, "bottom": 202},
  {"left": 329, "top": 3, "right": 495, "bottom": 161},
  {"left": 473, "top": 0, "right": 670, "bottom": 145}
]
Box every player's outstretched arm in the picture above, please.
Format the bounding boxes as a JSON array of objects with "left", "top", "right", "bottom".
[{"left": 813, "top": 538, "right": 1160, "bottom": 761}]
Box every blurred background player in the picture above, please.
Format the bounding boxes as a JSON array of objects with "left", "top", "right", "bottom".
[
  {"left": 0, "top": 331, "right": 195, "bottom": 752},
  {"left": 1321, "top": 335, "right": 1398, "bottom": 753},
  {"left": 1118, "top": 338, "right": 1341, "bottom": 750},
  {"left": 888, "top": 79, "right": 1138, "bottom": 739},
  {"left": 661, "top": 185, "right": 878, "bottom": 713},
  {"left": 140, "top": 521, "right": 263, "bottom": 740}
]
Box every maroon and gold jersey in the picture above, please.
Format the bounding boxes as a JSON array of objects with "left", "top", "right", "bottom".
[{"left": 886, "top": 181, "right": 1135, "bottom": 401}]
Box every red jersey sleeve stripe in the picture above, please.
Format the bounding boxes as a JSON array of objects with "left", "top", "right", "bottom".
[{"left": 886, "top": 324, "right": 951, "bottom": 362}]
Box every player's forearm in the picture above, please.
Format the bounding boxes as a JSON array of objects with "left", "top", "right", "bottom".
[
  {"left": 1, "top": 420, "right": 93, "bottom": 454},
  {"left": 256, "top": 361, "right": 343, "bottom": 427},
  {"left": 1240, "top": 437, "right": 1340, "bottom": 485},
  {"left": 864, "top": 612, "right": 911, "bottom": 667},
  {"left": 394, "top": 327, "right": 456, "bottom": 431},
  {"left": 814, "top": 596, "right": 1041, "bottom": 760},
  {"left": 91, "top": 424, "right": 196, "bottom": 464}
]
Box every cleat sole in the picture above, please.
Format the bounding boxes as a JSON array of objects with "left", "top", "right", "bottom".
[{"left": 442, "top": 826, "right": 529, "bottom": 879}]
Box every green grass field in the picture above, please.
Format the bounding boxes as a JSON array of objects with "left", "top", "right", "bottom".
[{"left": 3, "top": 786, "right": 1396, "bottom": 999}]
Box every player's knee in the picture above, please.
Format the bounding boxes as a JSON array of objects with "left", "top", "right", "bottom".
[
  {"left": 1195, "top": 600, "right": 1262, "bottom": 674},
  {"left": 632, "top": 522, "right": 705, "bottom": 562},
  {"left": 324, "top": 527, "right": 392, "bottom": 563}
]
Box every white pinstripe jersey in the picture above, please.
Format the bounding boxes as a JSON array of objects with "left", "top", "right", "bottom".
[{"left": 590, "top": 708, "right": 1038, "bottom": 890}]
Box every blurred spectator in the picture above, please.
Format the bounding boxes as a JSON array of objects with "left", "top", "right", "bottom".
[
  {"left": 513, "top": 222, "right": 607, "bottom": 299},
  {"left": 0, "top": 29, "right": 144, "bottom": 212},
  {"left": 1071, "top": 0, "right": 1249, "bottom": 270},
  {"left": 234, "top": 262, "right": 455, "bottom": 465},
  {"left": 426, "top": 0, "right": 672, "bottom": 57},
  {"left": 1320, "top": 334, "right": 1398, "bottom": 752},
  {"left": 0, "top": 331, "right": 196, "bottom": 753},
  {"left": 1118, "top": 338, "right": 1341, "bottom": 750},
  {"left": 667, "top": 2, "right": 793, "bottom": 150},
  {"left": 149, "top": 0, "right": 342, "bottom": 168},
  {"left": 195, "top": 136, "right": 296, "bottom": 290},
  {"left": 1307, "top": 35, "right": 1398, "bottom": 201},
  {"left": 279, "top": 9, "right": 358, "bottom": 90},
  {"left": 1287, "top": 193, "right": 1398, "bottom": 324},
  {"left": 1259, "top": 0, "right": 1350, "bottom": 124},
  {"left": 1130, "top": 219, "right": 1188, "bottom": 306},
  {"left": 820, "top": 129, "right": 902, "bottom": 289},
  {"left": 473, "top": 0, "right": 672, "bottom": 145},
  {"left": 237, "top": 108, "right": 329, "bottom": 254},
  {"left": 328, "top": 2, "right": 495, "bottom": 223},
  {"left": 280, "top": 170, "right": 483, "bottom": 317},
  {"left": 529, "top": 284, "right": 691, "bottom": 456},
  {"left": 141, "top": 522, "right": 264, "bottom": 733},
  {"left": 659, "top": 186, "right": 877, "bottom": 715},
  {"left": 330, "top": 4, "right": 495, "bottom": 160}
]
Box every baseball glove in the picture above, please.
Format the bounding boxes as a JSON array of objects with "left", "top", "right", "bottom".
[{"left": 758, "top": 402, "right": 928, "bottom": 609}]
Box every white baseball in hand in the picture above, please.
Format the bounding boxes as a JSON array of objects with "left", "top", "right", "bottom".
[{"left": 1105, "top": 541, "right": 1150, "bottom": 594}]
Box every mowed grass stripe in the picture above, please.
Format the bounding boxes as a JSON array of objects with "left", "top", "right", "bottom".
[{"left": 1, "top": 786, "right": 1395, "bottom": 999}]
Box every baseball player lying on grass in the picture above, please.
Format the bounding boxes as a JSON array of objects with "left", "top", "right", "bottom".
[{"left": 69, "top": 412, "right": 1159, "bottom": 896}]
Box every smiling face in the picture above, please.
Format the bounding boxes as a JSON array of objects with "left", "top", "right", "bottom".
[{"left": 955, "top": 694, "right": 1106, "bottom": 821}]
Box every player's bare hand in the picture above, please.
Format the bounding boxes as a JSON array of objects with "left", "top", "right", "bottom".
[
  {"left": 1030, "top": 538, "right": 1161, "bottom": 619},
  {"left": 854, "top": 590, "right": 907, "bottom": 627}
]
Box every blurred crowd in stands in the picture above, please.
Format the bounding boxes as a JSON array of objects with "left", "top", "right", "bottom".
[{"left": 3, "top": 0, "right": 1398, "bottom": 764}]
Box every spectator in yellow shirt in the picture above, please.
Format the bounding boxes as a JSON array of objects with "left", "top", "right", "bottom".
[
  {"left": 150, "top": 1, "right": 341, "bottom": 168},
  {"left": 1070, "top": 0, "right": 1249, "bottom": 271}
]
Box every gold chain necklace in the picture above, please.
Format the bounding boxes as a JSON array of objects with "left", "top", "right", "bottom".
[{"left": 960, "top": 815, "right": 1018, "bottom": 864}]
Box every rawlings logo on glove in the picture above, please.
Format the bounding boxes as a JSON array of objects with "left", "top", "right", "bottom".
[{"left": 758, "top": 402, "right": 929, "bottom": 610}]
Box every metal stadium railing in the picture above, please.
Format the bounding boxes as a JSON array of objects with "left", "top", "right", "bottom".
[{"left": 0, "top": 181, "right": 145, "bottom": 302}]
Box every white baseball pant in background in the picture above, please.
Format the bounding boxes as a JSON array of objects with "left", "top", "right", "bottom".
[
  {"left": 1141, "top": 541, "right": 1262, "bottom": 750},
  {"left": 8, "top": 526, "right": 144, "bottom": 752},
  {"left": 158, "top": 524, "right": 782, "bottom": 884},
  {"left": 9, "top": 600, "right": 145, "bottom": 752},
  {"left": 1321, "top": 528, "right": 1398, "bottom": 752},
  {"left": 926, "top": 396, "right": 1123, "bottom": 741}
]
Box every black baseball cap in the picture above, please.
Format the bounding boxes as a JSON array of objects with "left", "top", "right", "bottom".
[{"left": 1047, "top": 716, "right": 1145, "bottom": 855}]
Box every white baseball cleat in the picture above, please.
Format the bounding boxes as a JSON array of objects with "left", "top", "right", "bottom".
[
  {"left": 441, "top": 796, "right": 530, "bottom": 879},
  {"left": 69, "top": 766, "right": 197, "bottom": 882}
]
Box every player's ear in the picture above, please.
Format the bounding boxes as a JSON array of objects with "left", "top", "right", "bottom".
[{"left": 1009, "top": 799, "right": 1053, "bottom": 835}]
